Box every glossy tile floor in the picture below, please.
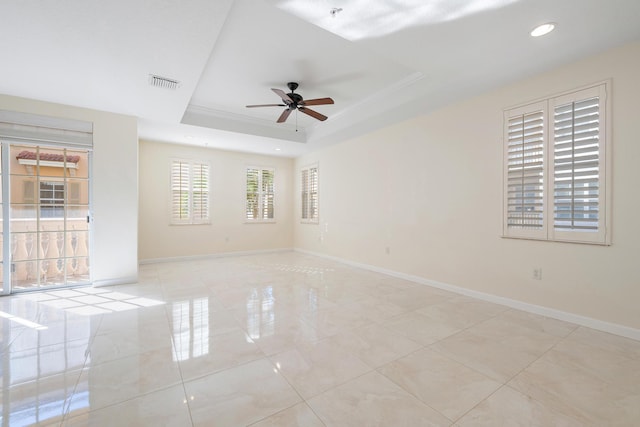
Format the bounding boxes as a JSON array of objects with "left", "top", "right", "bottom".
[{"left": 1, "top": 252, "right": 639, "bottom": 426}]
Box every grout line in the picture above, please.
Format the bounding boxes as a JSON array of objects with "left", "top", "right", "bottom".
[
  {"left": 295, "top": 249, "right": 640, "bottom": 342},
  {"left": 59, "top": 313, "right": 103, "bottom": 424},
  {"left": 163, "top": 302, "right": 196, "bottom": 427},
  {"left": 6, "top": 252, "right": 637, "bottom": 425},
  {"left": 448, "top": 328, "right": 579, "bottom": 426},
  {"left": 450, "top": 383, "right": 507, "bottom": 424}
]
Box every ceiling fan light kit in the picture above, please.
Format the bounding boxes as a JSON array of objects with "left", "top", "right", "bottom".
[{"left": 246, "top": 82, "right": 334, "bottom": 123}]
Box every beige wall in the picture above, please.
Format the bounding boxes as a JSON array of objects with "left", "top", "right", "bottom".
[
  {"left": 294, "top": 41, "right": 640, "bottom": 330},
  {"left": 0, "top": 94, "right": 139, "bottom": 286},
  {"left": 138, "top": 140, "right": 293, "bottom": 261}
]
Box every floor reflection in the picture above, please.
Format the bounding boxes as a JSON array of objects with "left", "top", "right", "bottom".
[
  {"left": 17, "top": 287, "right": 165, "bottom": 315},
  {"left": 172, "top": 298, "right": 209, "bottom": 361},
  {"left": 0, "top": 252, "right": 634, "bottom": 425},
  {"left": 0, "top": 310, "right": 47, "bottom": 330},
  {"left": 1, "top": 306, "right": 91, "bottom": 426},
  {"left": 246, "top": 286, "right": 274, "bottom": 340}
]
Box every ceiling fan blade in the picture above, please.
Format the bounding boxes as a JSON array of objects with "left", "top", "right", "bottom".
[
  {"left": 277, "top": 108, "right": 292, "bottom": 123},
  {"left": 300, "top": 97, "right": 334, "bottom": 106},
  {"left": 299, "top": 107, "right": 327, "bottom": 121},
  {"left": 246, "top": 104, "right": 286, "bottom": 108},
  {"left": 272, "top": 88, "right": 293, "bottom": 104}
]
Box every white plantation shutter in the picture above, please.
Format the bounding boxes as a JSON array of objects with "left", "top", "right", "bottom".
[
  {"left": 191, "top": 163, "right": 210, "bottom": 222},
  {"left": 551, "top": 85, "right": 607, "bottom": 243},
  {"left": 261, "top": 169, "right": 274, "bottom": 219},
  {"left": 503, "top": 83, "right": 609, "bottom": 245},
  {"left": 309, "top": 167, "right": 318, "bottom": 220},
  {"left": 245, "top": 168, "right": 259, "bottom": 220},
  {"left": 503, "top": 102, "right": 546, "bottom": 239},
  {"left": 301, "top": 165, "right": 319, "bottom": 222},
  {"left": 246, "top": 167, "right": 275, "bottom": 221},
  {"left": 171, "top": 161, "right": 190, "bottom": 223},
  {"left": 171, "top": 160, "right": 210, "bottom": 224},
  {"left": 506, "top": 109, "right": 545, "bottom": 230},
  {"left": 301, "top": 169, "right": 309, "bottom": 219}
]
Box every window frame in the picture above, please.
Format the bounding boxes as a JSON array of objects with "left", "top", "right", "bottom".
[
  {"left": 502, "top": 81, "right": 611, "bottom": 245},
  {"left": 300, "top": 164, "right": 319, "bottom": 224},
  {"left": 39, "top": 180, "right": 66, "bottom": 218},
  {"left": 169, "top": 158, "right": 211, "bottom": 225},
  {"left": 245, "top": 166, "right": 275, "bottom": 223}
]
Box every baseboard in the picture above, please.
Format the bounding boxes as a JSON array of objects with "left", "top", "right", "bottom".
[
  {"left": 295, "top": 248, "right": 640, "bottom": 342},
  {"left": 139, "top": 247, "right": 294, "bottom": 265},
  {"left": 92, "top": 276, "right": 138, "bottom": 287}
]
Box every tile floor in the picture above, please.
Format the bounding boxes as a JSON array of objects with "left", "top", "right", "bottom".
[{"left": 1, "top": 252, "right": 639, "bottom": 426}]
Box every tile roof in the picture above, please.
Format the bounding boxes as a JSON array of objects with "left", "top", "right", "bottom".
[{"left": 16, "top": 150, "right": 81, "bottom": 164}]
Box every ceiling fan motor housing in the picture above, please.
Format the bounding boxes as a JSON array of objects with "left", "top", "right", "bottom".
[{"left": 288, "top": 92, "right": 303, "bottom": 107}]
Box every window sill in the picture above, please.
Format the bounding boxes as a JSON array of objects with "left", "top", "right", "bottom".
[{"left": 500, "top": 234, "right": 611, "bottom": 246}]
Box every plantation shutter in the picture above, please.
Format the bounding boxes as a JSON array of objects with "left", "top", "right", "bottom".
[
  {"left": 191, "top": 163, "right": 210, "bottom": 223},
  {"left": 504, "top": 102, "right": 546, "bottom": 238},
  {"left": 550, "top": 85, "right": 607, "bottom": 243},
  {"left": 171, "top": 160, "right": 209, "bottom": 225},
  {"left": 309, "top": 167, "right": 318, "bottom": 221},
  {"left": 503, "top": 83, "right": 609, "bottom": 245},
  {"left": 246, "top": 167, "right": 275, "bottom": 221},
  {"left": 301, "top": 169, "right": 309, "bottom": 219},
  {"left": 261, "top": 169, "right": 274, "bottom": 220},
  {"left": 171, "top": 160, "right": 191, "bottom": 223},
  {"left": 246, "top": 168, "right": 259, "bottom": 220},
  {"left": 301, "top": 165, "right": 319, "bottom": 222}
]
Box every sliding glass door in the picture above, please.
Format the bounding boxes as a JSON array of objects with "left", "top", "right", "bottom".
[{"left": 1, "top": 143, "right": 91, "bottom": 292}]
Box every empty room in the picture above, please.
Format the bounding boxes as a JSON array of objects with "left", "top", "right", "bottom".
[{"left": 1, "top": 0, "right": 639, "bottom": 426}]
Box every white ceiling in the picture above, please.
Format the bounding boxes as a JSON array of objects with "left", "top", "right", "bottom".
[{"left": 1, "top": 0, "right": 639, "bottom": 157}]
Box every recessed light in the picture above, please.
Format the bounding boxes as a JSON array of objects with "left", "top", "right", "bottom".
[
  {"left": 530, "top": 23, "right": 556, "bottom": 37},
  {"left": 275, "top": 148, "right": 281, "bottom": 151}
]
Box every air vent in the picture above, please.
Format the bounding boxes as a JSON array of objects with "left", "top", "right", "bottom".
[{"left": 149, "top": 74, "right": 180, "bottom": 90}]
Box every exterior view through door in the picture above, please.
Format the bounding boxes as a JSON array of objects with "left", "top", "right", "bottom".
[{"left": 0, "top": 144, "right": 91, "bottom": 292}]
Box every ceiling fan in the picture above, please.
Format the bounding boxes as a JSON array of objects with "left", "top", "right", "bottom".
[{"left": 246, "top": 82, "right": 334, "bottom": 123}]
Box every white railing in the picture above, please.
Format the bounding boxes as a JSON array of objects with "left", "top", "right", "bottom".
[{"left": 0, "top": 218, "right": 89, "bottom": 288}]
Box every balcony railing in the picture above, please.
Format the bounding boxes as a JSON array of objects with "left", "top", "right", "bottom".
[{"left": 1, "top": 218, "right": 89, "bottom": 290}]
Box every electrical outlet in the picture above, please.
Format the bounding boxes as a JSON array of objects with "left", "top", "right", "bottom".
[
  {"left": 532, "top": 268, "right": 542, "bottom": 280},
  {"left": 385, "top": 246, "right": 390, "bottom": 255}
]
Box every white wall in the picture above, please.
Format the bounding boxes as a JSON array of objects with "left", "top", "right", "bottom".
[
  {"left": 0, "top": 94, "right": 139, "bottom": 286},
  {"left": 138, "top": 140, "right": 293, "bottom": 261},
  {"left": 294, "top": 41, "right": 640, "bottom": 331}
]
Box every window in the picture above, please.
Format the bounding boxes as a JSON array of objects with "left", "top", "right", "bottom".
[
  {"left": 245, "top": 167, "right": 274, "bottom": 222},
  {"left": 503, "top": 83, "right": 610, "bottom": 244},
  {"left": 39, "top": 181, "right": 65, "bottom": 218},
  {"left": 22, "top": 180, "right": 80, "bottom": 218},
  {"left": 301, "top": 165, "right": 319, "bottom": 223},
  {"left": 170, "top": 159, "right": 210, "bottom": 225}
]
